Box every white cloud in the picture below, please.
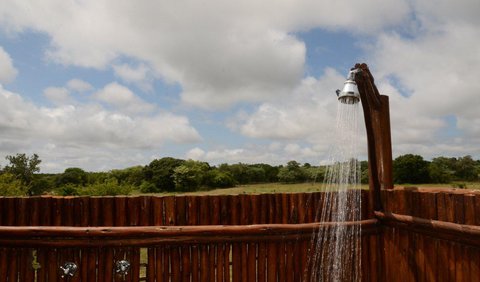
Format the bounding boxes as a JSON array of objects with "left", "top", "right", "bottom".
[
  {"left": 43, "top": 87, "right": 72, "bottom": 105},
  {"left": 94, "top": 82, "right": 155, "bottom": 114},
  {"left": 368, "top": 1, "right": 480, "bottom": 158},
  {"left": 234, "top": 68, "right": 344, "bottom": 143},
  {"left": 67, "top": 79, "right": 93, "bottom": 92},
  {"left": 0, "top": 46, "right": 18, "bottom": 83},
  {"left": 0, "top": 84, "right": 201, "bottom": 172},
  {"left": 185, "top": 147, "right": 206, "bottom": 160},
  {"left": 0, "top": 0, "right": 410, "bottom": 109},
  {"left": 113, "top": 63, "right": 153, "bottom": 91}
]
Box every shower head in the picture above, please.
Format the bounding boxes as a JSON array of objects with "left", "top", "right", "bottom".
[{"left": 336, "top": 69, "right": 361, "bottom": 104}]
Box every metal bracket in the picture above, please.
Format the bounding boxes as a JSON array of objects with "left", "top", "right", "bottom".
[
  {"left": 115, "top": 260, "right": 131, "bottom": 275},
  {"left": 60, "top": 262, "right": 78, "bottom": 278}
]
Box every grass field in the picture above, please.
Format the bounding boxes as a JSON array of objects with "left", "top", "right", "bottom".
[{"left": 134, "top": 181, "right": 480, "bottom": 196}]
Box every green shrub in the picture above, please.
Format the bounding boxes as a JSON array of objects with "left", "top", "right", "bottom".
[
  {"left": 0, "top": 173, "right": 26, "bottom": 196},
  {"left": 139, "top": 181, "right": 159, "bottom": 193},
  {"left": 78, "top": 179, "right": 133, "bottom": 196},
  {"left": 57, "top": 184, "right": 80, "bottom": 196}
]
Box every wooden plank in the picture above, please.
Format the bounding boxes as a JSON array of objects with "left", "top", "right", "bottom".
[
  {"left": 24, "top": 248, "right": 35, "bottom": 282},
  {"left": 63, "top": 197, "right": 75, "bottom": 226},
  {"left": 127, "top": 196, "right": 140, "bottom": 227},
  {"left": 139, "top": 196, "right": 151, "bottom": 226},
  {"left": 257, "top": 240, "right": 267, "bottom": 282},
  {"left": 186, "top": 196, "right": 199, "bottom": 282},
  {"left": 103, "top": 248, "right": 114, "bottom": 282},
  {"left": 182, "top": 246, "right": 191, "bottom": 282},
  {"left": 475, "top": 195, "right": 480, "bottom": 226},
  {"left": 36, "top": 248, "right": 47, "bottom": 282},
  {"left": 240, "top": 195, "right": 249, "bottom": 282},
  {"left": 224, "top": 244, "right": 231, "bottom": 282},
  {"left": 176, "top": 196, "right": 188, "bottom": 225},
  {"left": 147, "top": 248, "right": 156, "bottom": 282},
  {"left": 152, "top": 196, "right": 164, "bottom": 226},
  {"left": 89, "top": 197, "right": 102, "bottom": 226},
  {"left": 436, "top": 240, "right": 449, "bottom": 282},
  {"left": 87, "top": 248, "right": 97, "bottom": 282},
  {"left": 294, "top": 239, "right": 302, "bottom": 281},
  {"left": 444, "top": 193, "right": 456, "bottom": 223},
  {"left": 361, "top": 235, "right": 371, "bottom": 282},
  {"left": 216, "top": 244, "right": 225, "bottom": 282},
  {"left": 454, "top": 194, "right": 465, "bottom": 224},
  {"left": 164, "top": 196, "right": 176, "bottom": 226},
  {"left": 219, "top": 195, "right": 229, "bottom": 225},
  {"left": 46, "top": 248, "right": 58, "bottom": 282},
  {"left": 436, "top": 193, "right": 447, "bottom": 221},
  {"left": 447, "top": 242, "right": 456, "bottom": 281},
  {"left": 198, "top": 197, "right": 210, "bottom": 282},
  {"left": 16, "top": 198, "right": 29, "bottom": 226},
  {"left": 114, "top": 197, "right": 127, "bottom": 226},
  {"left": 4, "top": 197, "right": 16, "bottom": 226},
  {"left": 171, "top": 246, "right": 181, "bottom": 282},
  {"left": 0, "top": 248, "right": 7, "bottom": 282},
  {"left": 455, "top": 243, "right": 464, "bottom": 282},
  {"left": 7, "top": 249, "right": 18, "bottom": 282},
  {"left": 469, "top": 247, "right": 480, "bottom": 282},
  {"left": 102, "top": 197, "right": 115, "bottom": 226},
  {"left": 155, "top": 246, "right": 165, "bottom": 282},
  {"left": 267, "top": 242, "right": 277, "bottom": 282},
  {"left": 247, "top": 242, "right": 257, "bottom": 282}
]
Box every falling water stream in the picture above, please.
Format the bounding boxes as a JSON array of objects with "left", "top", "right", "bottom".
[{"left": 307, "top": 100, "right": 362, "bottom": 281}]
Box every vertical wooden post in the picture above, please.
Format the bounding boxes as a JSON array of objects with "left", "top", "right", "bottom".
[{"left": 354, "top": 63, "right": 393, "bottom": 213}]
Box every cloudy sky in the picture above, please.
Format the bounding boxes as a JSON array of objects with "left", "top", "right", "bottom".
[{"left": 0, "top": 0, "right": 479, "bottom": 172}]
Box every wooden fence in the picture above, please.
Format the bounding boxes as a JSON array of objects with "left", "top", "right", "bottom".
[
  {"left": 378, "top": 187, "right": 480, "bottom": 282},
  {"left": 0, "top": 191, "right": 377, "bottom": 282},
  {"left": 3, "top": 188, "right": 479, "bottom": 281}
]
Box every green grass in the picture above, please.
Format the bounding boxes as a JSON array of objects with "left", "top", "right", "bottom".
[
  {"left": 397, "top": 182, "right": 480, "bottom": 190},
  {"left": 133, "top": 182, "right": 370, "bottom": 196},
  {"left": 132, "top": 181, "right": 480, "bottom": 197}
]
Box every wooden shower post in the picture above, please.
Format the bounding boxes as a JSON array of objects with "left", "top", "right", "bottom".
[{"left": 354, "top": 63, "right": 393, "bottom": 213}]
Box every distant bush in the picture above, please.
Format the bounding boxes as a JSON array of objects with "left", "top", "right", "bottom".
[
  {"left": 205, "top": 170, "right": 236, "bottom": 188},
  {"left": 0, "top": 172, "right": 26, "bottom": 196},
  {"left": 139, "top": 180, "right": 159, "bottom": 193},
  {"left": 55, "top": 179, "right": 133, "bottom": 196},
  {"left": 78, "top": 179, "right": 133, "bottom": 196},
  {"left": 57, "top": 184, "right": 80, "bottom": 196}
]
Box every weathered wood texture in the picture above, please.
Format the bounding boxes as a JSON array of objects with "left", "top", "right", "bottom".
[
  {"left": 0, "top": 192, "right": 375, "bottom": 281},
  {"left": 380, "top": 187, "right": 480, "bottom": 282},
  {"left": 6, "top": 188, "right": 480, "bottom": 281}
]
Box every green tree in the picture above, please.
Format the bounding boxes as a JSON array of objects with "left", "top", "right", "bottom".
[
  {"left": 428, "top": 157, "right": 455, "bottom": 183},
  {"left": 204, "top": 169, "right": 236, "bottom": 188},
  {"left": 277, "top": 160, "right": 308, "bottom": 183},
  {"left": 30, "top": 174, "right": 55, "bottom": 195},
  {"left": 111, "top": 166, "right": 144, "bottom": 186},
  {"left": 56, "top": 167, "right": 88, "bottom": 187},
  {"left": 360, "top": 161, "right": 369, "bottom": 184},
  {"left": 393, "top": 154, "right": 430, "bottom": 184},
  {"left": 0, "top": 172, "right": 25, "bottom": 196},
  {"left": 173, "top": 160, "right": 210, "bottom": 191},
  {"left": 4, "top": 153, "right": 41, "bottom": 187},
  {"left": 143, "top": 157, "right": 185, "bottom": 192},
  {"left": 455, "top": 155, "right": 478, "bottom": 181}
]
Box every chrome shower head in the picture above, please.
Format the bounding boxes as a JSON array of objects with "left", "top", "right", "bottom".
[{"left": 336, "top": 69, "right": 361, "bottom": 104}]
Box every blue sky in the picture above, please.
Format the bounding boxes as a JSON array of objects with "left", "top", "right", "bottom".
[{"left": 0, "top": 0, "right": 479, "bottom": 172}]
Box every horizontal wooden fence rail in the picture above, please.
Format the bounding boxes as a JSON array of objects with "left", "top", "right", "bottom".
[
  {"left": 0, "top": 219, "right": 379, "bottom": 247},
  {"left": 375, "top": 211, "right": 480, "bottom": 247}
]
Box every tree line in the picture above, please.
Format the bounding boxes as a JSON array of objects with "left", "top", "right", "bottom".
[{"left": 0, "top": 153, "right": 479, "bottom": 196}]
